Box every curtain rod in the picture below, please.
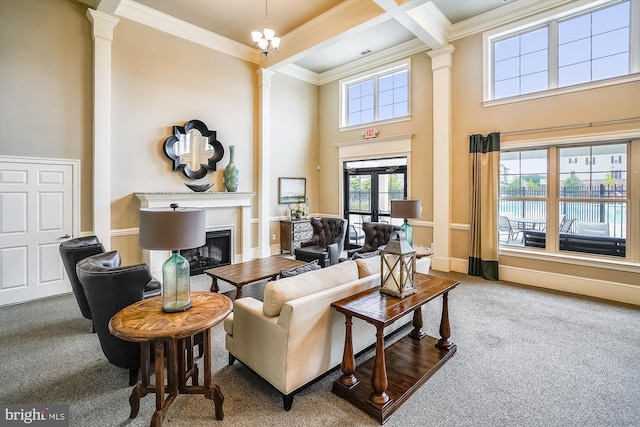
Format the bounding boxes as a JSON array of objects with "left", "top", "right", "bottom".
[{"left": 473, "top": 115, "right": 640, "bottom": 137}]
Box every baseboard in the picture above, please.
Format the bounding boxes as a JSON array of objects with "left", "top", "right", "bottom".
[{"left": 448, "top": 257, "right": 639, "bottom": 305}]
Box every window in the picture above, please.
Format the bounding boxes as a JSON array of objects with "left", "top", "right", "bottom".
[
  {"left": 487, "top": 0, "right": 638, "bottom": 101},
  {"left": 499, "top": 150, "right": 548, "bottom": 244},
  {"left": 500, "top": 142, "right": 630, "bottom": 260},
  {"left": 340, "top": 60, "right": 410, "bottom": 128}
]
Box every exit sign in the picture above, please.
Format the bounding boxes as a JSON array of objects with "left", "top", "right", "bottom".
[{"left": 363, "top": 128, "right": 378, "bottom": 139}]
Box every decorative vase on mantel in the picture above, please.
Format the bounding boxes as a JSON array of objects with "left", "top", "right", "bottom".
[{"left": 223, "top": 145, "right": 239, "bottom": 192}]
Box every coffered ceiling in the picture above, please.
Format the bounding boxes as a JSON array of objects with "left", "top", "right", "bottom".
[{"left": 87, "top": 0, "right": 570, "bottom": 82}]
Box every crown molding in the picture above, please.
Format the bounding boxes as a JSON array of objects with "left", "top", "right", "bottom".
[
  {"left": 317, "top": 38, "right": 427, "bottom": 85},
  {"left": 277, "top": 64, "right": 320, "bottom": 85},
  {"left": 448, "top": 0, "right": 575, "bottom": 41},
  {"left": 115, "top": 0, "right": 260, "bottom": 63}
]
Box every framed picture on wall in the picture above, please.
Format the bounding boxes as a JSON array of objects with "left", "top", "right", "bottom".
[{"left": 279, "top": 177, "right": 306, "bottom": 204}]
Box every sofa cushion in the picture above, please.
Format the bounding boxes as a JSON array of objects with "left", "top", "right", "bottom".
[
  {"left": 279, "top": 259, "right": 321, "bottom": 278},
  {"left": 263, "top": 260, "right": 358, "bottom": 317},
  {"left": 355, "top": 255, "right": 381, "bottom": 278}
]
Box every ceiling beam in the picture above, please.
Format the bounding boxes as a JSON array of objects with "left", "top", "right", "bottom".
[
  {"left": 374, "top": 0, "right": 450, "bottom": 50},
  {"left": 263, "top": 0, "right": 387, "bottom": 70},
  {"left": 95, "top": 0, "right": 122, "bottom": 15}
]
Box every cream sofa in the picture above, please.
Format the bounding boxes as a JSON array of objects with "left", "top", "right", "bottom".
[{"left": 223, "top": 255, "right": 431, "bottom": 410}]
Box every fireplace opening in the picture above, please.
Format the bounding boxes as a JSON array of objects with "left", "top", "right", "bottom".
[{"left": 180, "top": 229, "right": 231, "bottom": 276}]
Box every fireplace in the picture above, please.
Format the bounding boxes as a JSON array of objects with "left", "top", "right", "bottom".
[{"left": 180, "top": 229, "right": 232, "bottom": 276}]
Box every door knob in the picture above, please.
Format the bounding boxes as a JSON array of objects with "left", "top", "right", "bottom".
[{"left": 59, "top": 234, "right": 71, "bottom": 239}]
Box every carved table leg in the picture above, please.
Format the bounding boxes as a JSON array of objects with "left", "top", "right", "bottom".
[
  {"left": 409, "top": 306, "right": 426, "bottom": 339},
  {"left": 436, "top": 291, "right": 454, "bottom": 349},
  {"left": 235, "top": 285, "right": 243, "bottom": 299},
  {"left": 129, "top": 342, "right": 151, "bottom": 418},
  {"left": 370, "top": 326, "right": 389, "bottom": 405},
  {"left": 338, "top": 315, "right": 358, "bottom": 387},
  {"left": 209, "top": 276, "right": 220, "bottom": 293},
  {"left": 203, "top": 327, "right": 224, "bottom": 420}
]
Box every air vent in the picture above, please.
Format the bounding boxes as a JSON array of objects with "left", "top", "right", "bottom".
[{"left": 359, "top": 49, "right": 373, "bottom": 56}]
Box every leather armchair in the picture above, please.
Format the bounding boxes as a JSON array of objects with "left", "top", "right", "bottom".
[
  {"left": 76, "top": 251, "right": 161, "bottom": 385},
  {"left": 294, "top": 217, "right": 347, "bottom": 268},
  {"left": 59, "top": 236, "right": 105, "bottom": 327},
  {"left": 344, "top": 222, "right": 401, "bottom": 259}
]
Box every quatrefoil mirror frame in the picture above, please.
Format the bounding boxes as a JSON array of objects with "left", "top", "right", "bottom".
[{"left": 163, "top": 119, "right": 224, "bottom": 180}]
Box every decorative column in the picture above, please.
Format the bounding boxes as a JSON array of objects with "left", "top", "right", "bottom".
[
  {"left": 257, "top": 68, "right": 275, "bottom": 259},
  {"left": 86, "top": 10, "right": 119, "bottom": 250},
  {"left": 427, "top": 45, "right": 455, "bottom": 272}
]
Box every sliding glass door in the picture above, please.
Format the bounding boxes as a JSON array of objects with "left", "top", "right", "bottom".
[{"left": 343, "top": 158, "right": 407, "bottom": 248}]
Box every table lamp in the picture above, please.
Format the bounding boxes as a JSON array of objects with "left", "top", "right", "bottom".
[
  {"left": 139, "top": 204, "right": 205, "bottom": 312},
  {"left": 391, "top": 199, "right": 421, "bottom": 246}
]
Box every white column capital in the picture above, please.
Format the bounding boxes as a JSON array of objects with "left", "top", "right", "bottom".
[
  {"left": 86, "top": 9, "right": 119, "bottom": 41},
  {"left": 257, "top": 68, "right": 275, "bottom": 87},
  {"left": 427, "top": 44, "right": 456, "bottom": 71}
]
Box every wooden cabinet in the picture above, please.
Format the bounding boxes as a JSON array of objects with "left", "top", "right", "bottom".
[{"left": 280, "top": 219, "right": 312, "bottom": 254}]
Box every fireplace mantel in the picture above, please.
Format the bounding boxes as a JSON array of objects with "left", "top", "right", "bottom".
[{"left": 135, "top": 192, "right": 255, "bottom": 280}]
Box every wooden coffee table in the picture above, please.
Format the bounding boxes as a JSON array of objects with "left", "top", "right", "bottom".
[
  {"left": 331, "top": 273, "right": 459, "bottom": 424},
  {"left": 205, "top": 256, "right": 308, "bottom": 299},
  {"left": 109, "top": 292, "right": 232, "bottom": 427}
]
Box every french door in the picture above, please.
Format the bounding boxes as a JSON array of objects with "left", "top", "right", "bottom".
[{"left": 343, "top": 158, "right": 407, "bottom": 248}]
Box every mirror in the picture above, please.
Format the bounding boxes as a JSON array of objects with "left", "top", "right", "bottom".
[{"left": 163, "top": 119, "right": 224, "bottom": 179}]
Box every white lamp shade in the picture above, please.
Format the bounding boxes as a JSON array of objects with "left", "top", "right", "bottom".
[
  {"left": 251, "top": 31, "right": 263, "bottom": 43},
  {"left": 271, "top": 37, "right": 281, "bottom": 49},
  {"left": 263, "top": 27, "right": 275, "bottom": 40},
  {"left": 139, "top": 207, "right": 206, "bottom": 250}
]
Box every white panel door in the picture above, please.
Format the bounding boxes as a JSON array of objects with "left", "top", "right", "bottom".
[{"left": 0, "top": 160, "right": 73, "bottom": 306}]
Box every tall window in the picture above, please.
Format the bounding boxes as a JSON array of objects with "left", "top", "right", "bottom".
[
  {"left": 488, "top": 0, "right": 637, "bottom": 100},
  {"left": 340, "top": 60, "right": 410, "bottom": 128},
  {"left": 558, "top": 144, "right": 628, "bottom": 244},
  {"left": 499, "top": 143, "right": 630, "bottom": 259},
  {"left": 558, "top": 1, "right": 630, "bottom": 86},
  {"left": 494, "top": 27, "right": 548, "bottom": 99}
]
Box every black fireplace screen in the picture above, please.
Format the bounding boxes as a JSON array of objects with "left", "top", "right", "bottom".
[{"left": 180, "top": 229, "right": 231, "bottom": 275}]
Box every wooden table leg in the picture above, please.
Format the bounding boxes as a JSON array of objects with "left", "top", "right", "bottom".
[
  {"left": 409, "top": 306, "right": 426, "bottom": 339},
  {"left": 337, "top": 315, "right": 358, "bottom": 388},
  {"left": 369, "top": 326, "right": 389, "bottom": 405},
  {"left": 209, "top": 276, "right": 220, "bottom": 293},
  {"left": 151, "top": 341, "right": 165, "bottom": 427},
  {"left": 203, "top": 328, "right": 224, "bottom": 420},
  {"left": 436, "top": 291, "right": 454, "bottom": 349},
  {"left": 235, "top": 285, "right": 243, "bottom": 299},
  {"left": 129, "top": 342, "right": 151, "bottom": 418}
]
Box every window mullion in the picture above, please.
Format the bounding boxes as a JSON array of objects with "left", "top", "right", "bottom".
[
  {"left": 548, "top": 21, "right": 559, "bottom": 89},
  {"left": 631, "top": 0, "right": 640, "bottom": 73}
]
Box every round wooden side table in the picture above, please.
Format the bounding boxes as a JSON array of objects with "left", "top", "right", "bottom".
[{"left": 109, "top": 292, "right": 232, "bottom": 427}]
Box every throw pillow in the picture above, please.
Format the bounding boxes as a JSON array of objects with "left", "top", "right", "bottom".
[
  {"left": 310, "top": 217, "right": 327, "bottom": 247},
  {"left": 352, "top": 249, "right": 380, "bottom": 260},
  {"left": 278, "top": 259, "right": 321, "bottom": 278},
  {"left": 355, "top": 254, "right": 381, "bottom": 278}
]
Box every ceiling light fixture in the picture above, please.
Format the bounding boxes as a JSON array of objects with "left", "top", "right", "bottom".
[{"left": 251, "top": 0, "right": 280, "bottom": 57}]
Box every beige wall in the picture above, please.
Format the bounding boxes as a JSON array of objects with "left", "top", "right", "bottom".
[
  {"left": 269, "top": 73, "right": 319, "bottom": 245},
  {"left": 317, "top": 52, "right": 435, "bottom": 247},
  {"left": 0, "top": 0, "right": 94, "bottom": 231},
  {"left": 450, "top": 33, "right": 640, "bottom": 284}
]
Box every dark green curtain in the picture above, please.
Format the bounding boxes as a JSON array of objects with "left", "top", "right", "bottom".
[{"left": 468, "top": 132, "right": 500, "bottom": 280}]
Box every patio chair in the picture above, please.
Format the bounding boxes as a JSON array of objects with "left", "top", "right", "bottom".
[
  {"left": 499, "top": 216, "right": 524, "bottom": 243},
  {"left": 560, "top": 218, "right": 576, "bottom": 234}
]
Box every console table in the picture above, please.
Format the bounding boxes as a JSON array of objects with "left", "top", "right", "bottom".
[
  {"left": 331, "top": 273, "right": 459, "bottom": 424},
  {"left": 109, "top": 292, "right": 232, "bottom": 427}
]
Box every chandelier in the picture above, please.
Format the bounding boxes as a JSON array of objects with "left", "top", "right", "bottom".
[{"left": 251, "top": 0, "right": 280, "bottom": 57}]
